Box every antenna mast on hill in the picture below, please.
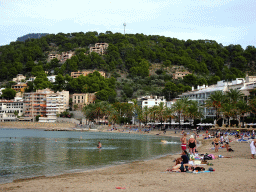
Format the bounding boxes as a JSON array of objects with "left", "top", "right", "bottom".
[{"left": 123, "top": 22, "right": 126, "bottom": 35}]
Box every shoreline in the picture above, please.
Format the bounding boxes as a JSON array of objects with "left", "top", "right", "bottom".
[{"left": 1, "top": 126, "right": 256, "bottom": 191}]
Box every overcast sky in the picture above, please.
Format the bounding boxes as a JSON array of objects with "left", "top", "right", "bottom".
[{"left": 0, "top": 0, "right": 255, "bottom": 49}]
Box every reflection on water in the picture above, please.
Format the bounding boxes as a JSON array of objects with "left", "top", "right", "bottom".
[{"left": 0, "top": 129, "right": 180, "bottom": 184}]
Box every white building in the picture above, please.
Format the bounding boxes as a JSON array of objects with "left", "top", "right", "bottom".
[
  {"left": 0, "top": 100, "right": 23, "bottom": 122},
  {"left": 39, "top": 91, "right": 69, "bottom": 122},
  {"left": 178, "top": 76, "right": 256, "bottom": 119},
  {"left": 137, "top": 95, "right": 166, "bottom": 109},
  {"left": 0, "top": 88, "right": 5, "bottom": 96},
  {"left": 47, "top": 75, "right": 56, "bottom": 83},
  {"left": 26, "top": 76, "right": 36, "bottom": 82}
]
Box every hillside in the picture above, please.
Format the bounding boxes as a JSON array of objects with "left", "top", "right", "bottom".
[
  {"left": 0, "top": 31, "right": 256, "bottom": 102},
  {"left": 16, "top": 33, "right": 49, "bottom": 42}
]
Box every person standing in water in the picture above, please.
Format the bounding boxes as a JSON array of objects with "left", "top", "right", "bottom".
[
  {"left": 97, "top": 141, "right": 102, "bottom": 149},
  {"left": 180, "top": 133, "right": 187, "bottom": 153}
]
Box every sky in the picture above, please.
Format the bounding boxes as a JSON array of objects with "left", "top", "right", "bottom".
[{"left": 0, "top": 0, "right": 255, "bottom": 49}]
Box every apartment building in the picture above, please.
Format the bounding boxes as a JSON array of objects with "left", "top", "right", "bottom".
[
  {"left": 137, "top": 95, "right": 166, "bottom": 109},
  {"left": 173, "top": 71, "right": 191, "bottom": 79},
  {"left": 71, "top": 70, "right": 106, "bottom": 78},
  {"left": 11, "top": 83, "right": 28, "bottom": 93},
  {"left": 0, "top": 99, "right": 23, "bottom": 122},
  {"left": 89, "top": 43, "right": 109, "bottom": 55},
  {"left": 61, "top": 51, "right": 74, "bottom": 62},
  {"left": 13, "top": 74, "right": 26, "bottom": 82},
  {"left": 48, "top": 53, "right": 61, "bottom": 61},
  {"left": 72, "top": 93, "right": 96, "bottom": 110},
  {"left": 23, "top": 89, "right": 69, "bottom": 122},
  {"left": 178, "top": 75, "right": 256, "bottom": 119},
  {"left": 48, "top": 51, "right": 74, "bottom": 63}
]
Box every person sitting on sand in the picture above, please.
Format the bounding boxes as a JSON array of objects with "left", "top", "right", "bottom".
[
  {"left": 166, "top": 163, "right": 192, "bottom": 172},
  {"left": 188, "top": 135, "right": 196, "bottom": 155},
  {"left": 213, "top": 136, "right": 220, "bottom": 152},
  {"left": 181, "top": 150, "right": 189, "bottom": 164},
  {"left": 97, "top": 141, "right": 102, "bottom": 149},
  {"left": 224, "top": 134, "right": 230, "bottom": 152}
]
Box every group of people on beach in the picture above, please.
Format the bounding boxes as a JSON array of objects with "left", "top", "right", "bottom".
[{"left": 180, "top": 132, "right": 197, "bottom": 155}]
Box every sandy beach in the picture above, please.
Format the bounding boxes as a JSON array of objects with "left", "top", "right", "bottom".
[{"left": 0, "top": 125, "right": 255, "bottom": 192}]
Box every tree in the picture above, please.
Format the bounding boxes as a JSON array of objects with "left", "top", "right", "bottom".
[
  {"left": 163, "top": 60, "right": 171, "bottom": 70},
  {"left": 83, "top": 101, "right": 114, "bottom": 124},
  {"left": 142, "top": 106, "right": 150, "bottom": 126},
  {"left": 1, "top": 88, "right": 16, "bottom": 99},
  {"left": 162, "top": 81, "right": 178, "bottom": 100},
  {"left": 225, "top": 89, "right": 244, "bottom": 125},
  {"left": 205, "top": 91, "right": 225, "bottom": 122},
  {"left": 236, "top": 100, "right": 249, "bottom": 127},
  {"left": 172, "top": 97, "right": 190, "bottom": 128},
  {"left": 33, "top": 72, "right": 52, "bottom": 90},
  {"left": 154, "top": 102, "right": 168, "bottom": 130},
  {"left": 186, "top": 101, "right": 203, "bottom": 127}
]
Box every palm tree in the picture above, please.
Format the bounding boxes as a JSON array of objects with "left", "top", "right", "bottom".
[
  {"left": 236, "top": 100, "right": 249, "bottom": 127},
  {"left": 205, "top": 91, "right": 225, "bottom": 122},
  {"left": 172, "top": 97, "right": 190, "bottom": 128},
  {"left": 225, "top": 89, "right": 244, "bottom": 126},
  {"left": 222, "top": 102, "right": 235, "bottom": 127},
  {"left": 186, "top": 101, "right": 203, "bottom": 128},
  {"left": 131, "top": 99, "right": 142, "bottom": 127},
  {"left": 149, "top": 105, "right": 158, "bottom": 123},
  {"left": 154, "top": 102, "right": 167, "bottom": 130},
  {"left": 83, "top": 101, "right": 113, "bottom": 124},
  {"left": 226, "top": 89, "right": 244, "bottom": 104},
  {"left": 142, "top": 106, "right": 150, "bottom": 126}
]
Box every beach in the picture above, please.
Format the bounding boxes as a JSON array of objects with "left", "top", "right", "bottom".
[{"left": 0, "top": 125, "right": 255, "bottom": 192}]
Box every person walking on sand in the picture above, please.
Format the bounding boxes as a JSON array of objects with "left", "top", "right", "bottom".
[
  {"left": 250, "top": 139, "right": 256, "bottom": 159},
  {"left": 214, "top": 136, "right": 220, "bottom": 152},
  {"left": 188, "top": 135, "right": 196, "bottom": 155},
  {"left": 97, "top": 141, "right": 102, "bottom": 149},
  {"left": 180, "top": 133, "right": 187, "bottom": 152}
]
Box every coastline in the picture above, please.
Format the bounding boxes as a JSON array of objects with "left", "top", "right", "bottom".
[{"left": 1, "top": 125, "right": 256, "bottom": 191}]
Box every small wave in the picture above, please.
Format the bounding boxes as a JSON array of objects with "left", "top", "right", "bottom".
[
  {"left": 61, "top": 146, "right": 118, "bottom": 150},
  {"left": 160, "top": 140, "right": 179, "bottom": 144}
]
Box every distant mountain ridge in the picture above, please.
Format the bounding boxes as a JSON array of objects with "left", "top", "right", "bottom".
[{"left": 16, "top": 33, "right": 49, "bottom": 42}]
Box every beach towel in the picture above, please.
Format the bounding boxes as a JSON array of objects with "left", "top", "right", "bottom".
[
  {"left": 208, "top": 154, "right": 215, "bottom": 159},
  {"left": 185, "top": 170, "right": 213, "bottom": 174}
]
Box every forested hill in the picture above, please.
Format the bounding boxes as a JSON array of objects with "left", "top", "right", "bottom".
[
  {"left": 16, "top": 33, "right": 49, "bottom": 42},
  {"left": 0, "top": 31, "right": 256, "bottom": 102}
]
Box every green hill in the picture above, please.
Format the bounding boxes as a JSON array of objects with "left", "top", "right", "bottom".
[{"left": 0, "top": 31, "right": 256, "bottom": 102}]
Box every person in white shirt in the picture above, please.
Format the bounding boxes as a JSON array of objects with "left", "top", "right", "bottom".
[{"left": 250, "top": 139, "right": 256, "bottom": 159}]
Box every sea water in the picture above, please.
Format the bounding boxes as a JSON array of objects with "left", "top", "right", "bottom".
[{"left": 0, "top": 128, "right": 180, "bottom": 184}]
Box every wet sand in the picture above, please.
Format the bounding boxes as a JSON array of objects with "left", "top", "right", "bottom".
[{"left": 0, "top": 127, "right": 255, "bottom": 192}]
